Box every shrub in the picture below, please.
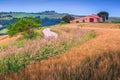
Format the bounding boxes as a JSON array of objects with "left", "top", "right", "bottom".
[
  {"left": 7, "top": 16, "right": 42, "bottom": 39},
  {"left": 62, "top": 15, "right": 74, "bottom": 23},
  {"left": 23, "top": 31, "right": 38, "bottom": 39},
  {"left": 89, "top": 30, "right": 96, "bottom": 38}
]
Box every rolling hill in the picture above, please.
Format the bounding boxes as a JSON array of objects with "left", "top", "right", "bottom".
[
  {"left": 0, "top": 23, "right": 120, "bottom": 80},
  {"left": 0, "top": 11, "right": 120, "bottom": 36}
]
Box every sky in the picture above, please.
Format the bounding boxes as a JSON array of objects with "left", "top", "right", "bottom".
[{"left": 0, "top": 0, "right": 120, "bottom": 17}]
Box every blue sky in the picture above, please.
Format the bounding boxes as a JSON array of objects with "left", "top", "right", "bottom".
[{"left": 0, "top": 0, "right": 120, "bottom": 17}]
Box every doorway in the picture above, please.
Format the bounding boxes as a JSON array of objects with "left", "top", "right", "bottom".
[
  {"left": 76, "top": 21, "right": 79, "bottom": 23},
  {"left": 89, "top": 18, "right": 94, "bottom": 22}
]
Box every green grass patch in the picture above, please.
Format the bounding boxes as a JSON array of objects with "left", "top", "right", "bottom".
[
  {"left": 0, "top": 53, "right": 30, "bottom": 73},
  {"left": 89, "top": 30, "right": 96, "bottom": 38},
  {"left": 112, "top": 21, "right": 120, "bottom": 24},
  {"left": 0, "top": 29, "right": 8, "bottom": 34},
  {"left": 0, "top": 17, "right": 12, "bottom": 20}
]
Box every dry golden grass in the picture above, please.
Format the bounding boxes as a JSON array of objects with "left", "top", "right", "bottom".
[
  {"left": 1, "top": 23, "right": 120, "bottom": 80},
  {"left": 0, "top": 35, "right": 20, "bottom": 45},
  {"left": 77, "top": 23, "right": 120, "bottom": 29},
  {"left": 0, "top": 23, "right": 118, "bottom": 45}
]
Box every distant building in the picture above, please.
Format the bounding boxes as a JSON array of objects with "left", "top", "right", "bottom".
[{"left": 70, "top": 14, "right": 103, "bottom": 23}]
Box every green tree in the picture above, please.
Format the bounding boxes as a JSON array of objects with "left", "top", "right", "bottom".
[
  {"left": 7, "top": 17, "right": 42, "bottom": 39},
  {"left": 97, "top": 11, "right": 109, "bottom": 22},
  {"left": 62, "top": 15, "right": 75, "bottom": 23}
]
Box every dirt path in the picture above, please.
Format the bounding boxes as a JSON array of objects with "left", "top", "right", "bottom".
[{"left": 42, "top": 28, "right": 58, "bottom": 38}]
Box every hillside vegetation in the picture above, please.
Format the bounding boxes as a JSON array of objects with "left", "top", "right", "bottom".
[
  {"left": 0, "top": 11, "right": 63, "bottom": 28},
  {"left": 0, "top": 24, "right": 95, "bottom": 74},
  {"left": 0, "top": 23, "right": 120, "bottom": 80}
]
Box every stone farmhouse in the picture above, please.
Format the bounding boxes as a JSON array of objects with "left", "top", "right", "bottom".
[{"left": 71, "top": 14, "right": 103, "bottom": 23}]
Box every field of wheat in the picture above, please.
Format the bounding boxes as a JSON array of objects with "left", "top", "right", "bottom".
[{"left": 0, "top": 23, "right": 120, "bottom": 80}]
